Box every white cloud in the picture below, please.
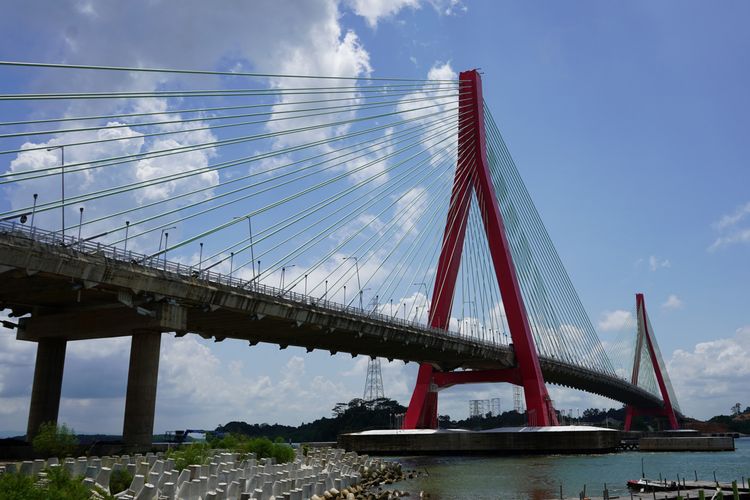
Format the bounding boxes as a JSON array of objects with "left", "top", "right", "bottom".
[
  {"left": 347, "top": 0, "right": 421, "bottom": 27},
  {"left": 715, "top": 201, "right": 750, "bottom": 230},
  {"left": 597, "top": 309, "right": 633, "bottom": 332},
  {"left": 709, "top": 201, "right": 750, "bottom": 251},
  {"left": 648, "top": 255, "right": 671, "bottom": 271},
  {"left": 661, "top": 294, "right": 683, "bottom": 310},
  {"left": 668, "top": 326, "right": 750, "bottom": 418},
  {"left": 346, "top": 0, "right": 465, "bottom": 28}
]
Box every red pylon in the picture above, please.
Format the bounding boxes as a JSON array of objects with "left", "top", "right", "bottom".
[
  {"left": 402, "top": 70, "right": 558, "bottom": 429},
  {"left": 623, "top": 293, "right": 679, "bottom": 430}
]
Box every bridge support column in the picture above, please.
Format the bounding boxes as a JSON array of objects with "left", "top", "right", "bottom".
[
  {"left": 122, "top": 330, "right": 161, "bottom": 450},
  {"left": 404, "top": 364, "right": 439, "bottom": 428},
  {"left": 26, "top": 338, "right": 67, "bottom": 440}
]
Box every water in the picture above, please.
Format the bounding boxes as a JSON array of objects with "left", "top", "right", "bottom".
[{"left": 387, "top": 438, "right": 750, "bottom": 499}]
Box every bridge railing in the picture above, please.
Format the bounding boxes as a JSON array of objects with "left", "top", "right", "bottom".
[{"left": 0, "top": 220, "right": 503, "bottom": 349}]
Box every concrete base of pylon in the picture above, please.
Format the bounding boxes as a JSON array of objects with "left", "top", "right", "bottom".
[{"left": 339, "top": 426, "right": 620, "bottom": 455}]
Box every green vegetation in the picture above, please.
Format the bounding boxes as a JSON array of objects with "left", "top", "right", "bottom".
[
  {"left": 31, "top": 422, "right": 78, "bottom": 458},
  {"left": 165, "top": 435, "right": 295, "bottom": 470},
  {"left": 217, "top": 397, "right": 406, "bottom": 442},
  {"left": 0, "top": 467, "right": 111, "bottom": 500},
  {"left": 108, "top": 468, "right": 133, "bottom": 495},
  {"left": 165, "top": 442, "right": 213, "bottom": 471},
  {"left": 209, "top": 434, "right": 295, "bottom": 463}
]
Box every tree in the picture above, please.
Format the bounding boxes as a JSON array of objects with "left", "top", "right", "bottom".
[{"left": 32, "top": 422, "right": 78, "bottom": 458}]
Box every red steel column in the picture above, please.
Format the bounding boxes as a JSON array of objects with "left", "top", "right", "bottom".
[
  {"left": 403, "top": 70, "right": 557, "bottom": 428},
  {"left": 624, "top": 294, "right": 679, "bottom": 431}
]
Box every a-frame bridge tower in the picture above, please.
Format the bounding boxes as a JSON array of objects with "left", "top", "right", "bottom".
[{"left": 403, "top": 70, "right": 558, "bottom": 428}]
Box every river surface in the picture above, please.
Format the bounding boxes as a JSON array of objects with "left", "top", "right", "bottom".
[{"left": 385, "top": 437, "right": 749, "bottom": 499}]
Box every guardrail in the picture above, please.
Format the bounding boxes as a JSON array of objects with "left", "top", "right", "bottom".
[{"left": 0, "top": 220, "right": 504, "bottom": 351}]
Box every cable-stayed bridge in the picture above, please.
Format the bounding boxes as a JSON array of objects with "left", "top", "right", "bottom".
[{"left": 0, "top": 62, "right": 679, "bottom": 448}]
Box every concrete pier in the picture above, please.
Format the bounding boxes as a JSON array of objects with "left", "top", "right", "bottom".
[
  {"left": 26, "top": 338, "right": 67, "bottom": 440},
  {"left": 122, "top": 331, "right": 161, "bottom": 449},
  {"left": 339, "top": 426, "right": 621, "bottom": 455}
]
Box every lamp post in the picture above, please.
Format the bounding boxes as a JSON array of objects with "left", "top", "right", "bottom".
[
  {"left": 229, "top": 252, "right": 235, "bottom": 278},
  {"left": 343, "top": 256, "right": 361, "bottom": 308},
  {"left": 158, "top": 226, "right": 176, "bottom": 253},
  {"left": 77, "top": 207, "right": 84, "bottom": 247},
  {"left": 163, "top": 232, "right": 170, "bottom": 269},
  {"left": 280, "top": 264, "right": 295, "bottom": 291},
  {"left": 30, "top": 193, "right": 38, "bottom": 230},
  {"left": 233, "top": 215, "right": 256, "bottom": 278},
  {"left": 413, "top": 281, "right": 428, "bottom": 322},
  {"left": 198, "top": 242, "right": 204, "bottom": 272},
  {"left": 124, "top": 221, "right": 130, "bottom": 253},
  {"left": 46, "top": 145, "right": 65, "bottom": 237},
  {"left": 304, "top": 274, "right": 308, "bottom": 295}
]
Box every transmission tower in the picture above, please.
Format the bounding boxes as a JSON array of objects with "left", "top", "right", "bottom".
[
  {"left": 513, "top": 386, "right": 523, "bottom": 413},
  {"left": 363, "top": 358, "right": 385, "bottom": 401}
]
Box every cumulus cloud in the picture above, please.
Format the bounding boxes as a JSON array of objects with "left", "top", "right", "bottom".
[
  {"left": 345, "top": 0, "right": 465, "bottom": 28},
  {"left": 597, "top": 309, "right": 633, "bottom": 332},
  {"left": 661, "top": 294, "right": 683, "bottom": 310},
  {"left": 668, "top": 326, "right": 750, "bottom": 418},
  {"left": 347, "top": 0, "right": 421, "bottom": 27}
]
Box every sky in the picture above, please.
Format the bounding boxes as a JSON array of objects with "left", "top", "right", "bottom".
[{"left": 0, "top": 0, "right": 749, "bottom": 435}]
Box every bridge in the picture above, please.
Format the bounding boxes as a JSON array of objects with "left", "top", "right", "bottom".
[{"left": 0, "top": 61, "right": 680, "bottom": 448}]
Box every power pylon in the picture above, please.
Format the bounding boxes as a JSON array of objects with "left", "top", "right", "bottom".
[{"left": 363, "top": 358, "right": 385, "bottom": 401}]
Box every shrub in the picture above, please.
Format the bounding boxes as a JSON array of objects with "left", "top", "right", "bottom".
[
  {"left": 0, "top": 472, "right": 41, "bottom": 500},
  {"left": 0, "top": 467, "right": 112, "bottom": 500},
  {"left": 31, "top": 422, "right": 78, "bottom": 458},
  {"left": 109, "top": 468, "right": 133, "bottom": 495},
  {"left": 165, "top": 442, "right": 212, "bottom": 471}
]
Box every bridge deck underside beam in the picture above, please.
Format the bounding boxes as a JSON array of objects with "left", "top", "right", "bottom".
[{"left": 0, "top": 230, "right": 665, "bottom": 422}]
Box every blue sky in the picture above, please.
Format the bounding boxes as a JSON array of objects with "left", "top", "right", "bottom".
[{"left": 0, "top": 0, "right": 748, "bottom": 434}]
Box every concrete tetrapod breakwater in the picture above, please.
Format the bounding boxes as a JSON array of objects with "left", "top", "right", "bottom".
[{"left": 0, "top": 447, "right": 405, "bottom": 499}]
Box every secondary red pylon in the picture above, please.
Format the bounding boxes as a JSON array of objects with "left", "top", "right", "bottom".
[
  {"left": 623, "top": 293, "right": 679, "bottom": 430},
  {"left": 402, "top": 70, "right": 558, "bottom": 429}
]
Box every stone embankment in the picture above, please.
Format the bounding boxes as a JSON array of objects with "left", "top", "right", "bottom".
[{"left": 0, "top": 446, "right": 407, "bottom": 499}]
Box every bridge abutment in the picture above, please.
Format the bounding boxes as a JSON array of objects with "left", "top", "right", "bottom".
[
  {"left": 122, "top": 330, "right": 161, "bottom": 450},
  {"left": 26, "top": 337, "right": 67, "bottom": 440}
]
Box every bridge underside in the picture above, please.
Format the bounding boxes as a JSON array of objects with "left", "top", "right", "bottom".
[{"left": 0, "top": 230, "right": 664, "bottom": 446}]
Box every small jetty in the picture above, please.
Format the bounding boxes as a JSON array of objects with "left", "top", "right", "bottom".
[{"left": 551, "top": 477, "right": 750, "bottom": 500}]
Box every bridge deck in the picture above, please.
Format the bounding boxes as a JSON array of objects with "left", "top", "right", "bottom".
[{"left": 0, "top": 224, "right": 663, "bottom": 409}]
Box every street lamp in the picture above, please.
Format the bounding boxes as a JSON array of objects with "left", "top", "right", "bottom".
[
  {"left": 229, "top": 252, "right": 235, "bottom": 278},
  {"left": 233, "top": 215, "right": 256, "bottom": 278},
  {"left": 343, "top": 256, "right": 361, "bottom": 308},
  {"left": 46, "top": 145, "right": 65, "bottom": 237},
  {"left": 124, "top": 221, "right": 130, "bottom": 253},
  {"left": 30, "top": 193, "right": 38, "bottom": 230},
  {"left": 280, "top": 264, "right": 295, "bottom": 291},
  {"left": 77, "top": 207, "right": 84, "bottom": 246},
  {"left": 158, "top": 226, "right": 176, "bottom": 268}
]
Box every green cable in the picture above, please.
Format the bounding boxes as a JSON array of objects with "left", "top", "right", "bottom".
[{"left": 0, "top": 60, "right": 461, "bottom": 82}]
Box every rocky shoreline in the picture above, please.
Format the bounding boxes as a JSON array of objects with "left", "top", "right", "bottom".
[{"left": 312, "top": 460, "right": 425, "bottom": 500}]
